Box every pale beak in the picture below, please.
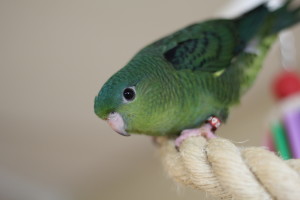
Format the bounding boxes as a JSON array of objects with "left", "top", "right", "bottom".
[{"left": 107, "top": 112, "right": 130, "bottom": 136}]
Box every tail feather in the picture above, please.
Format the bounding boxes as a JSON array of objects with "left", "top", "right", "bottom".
[
  {"left": 228, "top": 0, "right": 300, "bottom": 96},
  {"left": 235, "top": 4, "right": 269, "bottom": 42},
  {"left": 271, "top": 0, "right": 300, "bottom": 33},
  {"left": 235, "top": 0, "right": 300, "bottom": 43}
]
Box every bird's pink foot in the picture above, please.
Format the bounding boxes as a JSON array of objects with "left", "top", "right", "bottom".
[{"left": 175, "top": 124, "right": 216, "bottom": 148}]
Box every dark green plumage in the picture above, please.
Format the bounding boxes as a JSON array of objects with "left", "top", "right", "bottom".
[{"left": 94, "top": 2, "right": 300, "bottom": 137}]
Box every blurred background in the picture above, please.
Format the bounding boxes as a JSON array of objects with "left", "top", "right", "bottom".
[{"left": 0, "top": 0, "right": 299, "bottom": 199}]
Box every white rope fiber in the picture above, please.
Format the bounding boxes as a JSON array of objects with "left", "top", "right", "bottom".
[{"left": 158, "top": 136, "right": 300, "bottom": 200}]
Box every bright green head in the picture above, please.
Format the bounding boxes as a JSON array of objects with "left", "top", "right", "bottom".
[
  {"left": 94, "top": 54, "right": 174, "bottom": 136},
  {"left": 94, "top": 68, "right": 138, "bottom": 120}
]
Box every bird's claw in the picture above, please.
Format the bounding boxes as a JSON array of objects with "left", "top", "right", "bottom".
[{"left": 175, "top": 124, "right": 216, "bottom": 149}]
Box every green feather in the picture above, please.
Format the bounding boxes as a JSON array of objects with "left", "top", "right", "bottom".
[{"left": 95, "top": 2, "right": 300, "bottom": 137}]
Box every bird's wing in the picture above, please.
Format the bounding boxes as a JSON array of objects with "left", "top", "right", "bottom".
[{"left": 160, "top": 21, "right": 241, "bottom": 73}]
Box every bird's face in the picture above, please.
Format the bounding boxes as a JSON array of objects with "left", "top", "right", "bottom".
[
  {"left": 94, "top": 67, "right": 156, "bottom": 136},
  {"left": 95, "top": 53, "right": 178, "bottom": 136}
]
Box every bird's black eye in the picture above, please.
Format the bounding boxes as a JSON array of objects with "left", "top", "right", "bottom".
[{"left": 123, "top": 87, "right": 135, "bottom": 101}]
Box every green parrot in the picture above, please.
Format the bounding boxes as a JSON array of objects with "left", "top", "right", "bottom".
[{"left": 94, "top": 1, "right": 300, "bottom": 145}]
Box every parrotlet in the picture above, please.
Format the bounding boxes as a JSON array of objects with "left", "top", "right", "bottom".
[{"left": 94, "top": 1, "right": 300, "bottom": 146}]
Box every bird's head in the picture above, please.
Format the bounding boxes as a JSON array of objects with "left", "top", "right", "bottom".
[
  {"left": 94, "top": 55, "right": 170, "bottom": 136},
  {"left": 94, "top": 68, "right": 137, "bottom": 136}
]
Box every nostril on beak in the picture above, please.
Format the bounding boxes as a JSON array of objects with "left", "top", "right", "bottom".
[{"left": 108, "top": 112, "right": 115, "bottom": 119}]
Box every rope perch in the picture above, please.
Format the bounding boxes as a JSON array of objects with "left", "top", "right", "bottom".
[{"left": 157, "top": 136, "right": 300, "bottom": 200}]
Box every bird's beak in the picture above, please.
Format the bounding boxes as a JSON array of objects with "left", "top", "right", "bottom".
[{"left": 107, "top": 112, "right": 130, "bottom": 136}]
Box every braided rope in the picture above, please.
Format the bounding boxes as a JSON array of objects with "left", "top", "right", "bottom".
[{"left": 157, "top": 136, "right": 300, "bottom": 200}]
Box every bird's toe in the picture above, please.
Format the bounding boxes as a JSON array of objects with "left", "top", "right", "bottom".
[{"left": 175, "top": 123, "right": 216, "bottom": 150}]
